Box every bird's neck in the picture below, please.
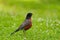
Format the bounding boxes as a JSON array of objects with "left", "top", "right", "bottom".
[
  {"left": 29, "top": 18, "right": 31, "bottom": 20},
  {"left": 29, "top": 18, "right": 32, "bottom": 22},
  {"left": 26, "top": 18, "right": 31, "bottom": 21}
]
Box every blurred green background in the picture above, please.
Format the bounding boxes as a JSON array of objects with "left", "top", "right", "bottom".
[{"left": 0, "top": 0, "right": 60, "bottom": 40}]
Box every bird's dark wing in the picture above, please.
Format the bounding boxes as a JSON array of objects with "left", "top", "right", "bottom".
[
  {"left": 19, "top": 19, "right": 30, "bottom": 29},
  {"left": 11, "top": 19, "right": 30, "bottom": 35}
]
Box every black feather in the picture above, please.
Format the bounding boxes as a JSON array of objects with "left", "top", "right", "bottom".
[{"left": 11, "top": 29, "right": 20, "bottom": 35}]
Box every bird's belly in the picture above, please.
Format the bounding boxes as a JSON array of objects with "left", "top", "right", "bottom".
[{"left": 24, "top": 24, "right": 32, "bottom": 30}]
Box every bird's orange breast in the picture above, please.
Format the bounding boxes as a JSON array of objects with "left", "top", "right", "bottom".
[
  {"left": 24, "top": 23, "right": 32, "bottom": 30},
  {"left": 24, "top": 18, "right": 32, "bottom": 30}
]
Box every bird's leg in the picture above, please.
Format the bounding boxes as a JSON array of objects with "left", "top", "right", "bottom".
[{"left": 23, "top": 30, "right": 26, "bottom": 40}]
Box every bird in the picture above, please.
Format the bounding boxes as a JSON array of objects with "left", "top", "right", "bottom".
[{"left": 11, "top": 13, "right": 32, "bottom": 35}]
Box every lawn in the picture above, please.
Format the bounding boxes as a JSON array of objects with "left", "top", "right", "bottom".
[{"left": 0, "top": 0, "right": 60, "bottom": 40}]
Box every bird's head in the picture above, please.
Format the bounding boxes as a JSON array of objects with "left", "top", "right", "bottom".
[{"left": 26, "top": 13, "right": 32, "bottom": 19}]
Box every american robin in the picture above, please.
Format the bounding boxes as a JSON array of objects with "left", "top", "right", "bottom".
[{"left": 11, "top": 13, "right": 32, "bottom": 35}]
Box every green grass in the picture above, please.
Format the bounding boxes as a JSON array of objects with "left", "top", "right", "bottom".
[{"left": 0, "top": 0, "right": 60, "bottom": 40}]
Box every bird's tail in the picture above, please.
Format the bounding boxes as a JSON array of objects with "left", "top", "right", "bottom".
[{"left": 10, "top": 29, "right": 20, "bottom": 35}]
